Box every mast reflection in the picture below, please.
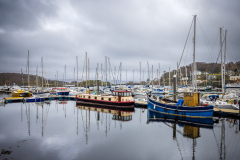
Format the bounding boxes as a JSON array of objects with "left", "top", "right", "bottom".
[
  {"left": 147, "top": 110, "right": 214, "bottom": 159},
  {"left": 76, "top": 104, "right": 134, "bottom": 144}
]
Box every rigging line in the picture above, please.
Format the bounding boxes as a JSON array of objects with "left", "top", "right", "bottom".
[
  {"left": 178, "top": 18, "right": 194, "bottom": 70},
  {"left": 226, "top": 45, "right": 239, "bottom": 74},
  {"left": 197, "top": 17, "right": 215, "bottom": 61},
  {"left": 183, "top": 32, "right": 192, "bottom": 66},
  {"left": 212, "top": 129, "right": 221, "bottom": 154},
  {"left": 227, "top": 33, "right": 240, "bottom": 62},
  {"left": 207, "top": 39, "right": 225, "bottom": 88},
  {"left": 207, "top": 32, "right": 220, "bottom": 63}
]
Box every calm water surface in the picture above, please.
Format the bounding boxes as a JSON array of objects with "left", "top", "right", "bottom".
[{"left": 0, "top": 94, "right": 240, "bottom": 159}]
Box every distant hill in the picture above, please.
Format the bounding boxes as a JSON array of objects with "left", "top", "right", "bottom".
[
  {"left": 162, "top": 61, "right": 240, "bottom": 76},
  {"left": 1, "top": 61, "right": 239, "bottom": 86}
]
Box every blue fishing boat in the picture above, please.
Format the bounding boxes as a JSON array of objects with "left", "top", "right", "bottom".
[
  {"left": 147, "top": 15, "right": 214, "bottom": 118},
  {"left": 24, "top": 96, "right": 44, "bottom": 102},
  {"left": 147, "top": 92, "right": 214, "bottom": 118}
]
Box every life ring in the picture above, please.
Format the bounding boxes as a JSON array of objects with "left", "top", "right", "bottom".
[
  {"left": 114, "top": 97, "right": 118, "bottom": 101},
  {"left": 228, "top": 100, "right": 233, "bottom": 104},
  {"left": 228, "top": 119, "right": 233, "bottom": 124}
]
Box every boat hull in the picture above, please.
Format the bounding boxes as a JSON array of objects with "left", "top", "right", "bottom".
[
  {"left": 24, "top": 97, "right": 44, "bottom": 102},
  {"left": 76, "top": 97, "right": 134, "bottom": 110},
  {"left": 147, "top": 96, "right": 213, "bottom": 118},
  {"left": 147, "top": 110, "right": 213, "bottom": 129}
]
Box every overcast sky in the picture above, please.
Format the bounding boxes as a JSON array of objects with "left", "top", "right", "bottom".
[{"left": 0, "top": 0, "right": 239, "bottom": 82}]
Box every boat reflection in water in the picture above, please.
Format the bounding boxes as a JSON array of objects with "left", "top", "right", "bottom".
[
  {"left": 76, "top": 105, "right": 134, "bottom": 122},
  {"left": 147, "top": 110, "right": 214, "bottom": 159},
  {"left": 76, "top": 104, "right": 134, "bottom": 144},
  {"left": 147, "top": 110, "right": 214, "bottom": 129}
]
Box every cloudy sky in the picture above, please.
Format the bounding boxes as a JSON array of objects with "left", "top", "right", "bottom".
[{"left": 0, "top": 0, "right": 239, "bottom": 82}]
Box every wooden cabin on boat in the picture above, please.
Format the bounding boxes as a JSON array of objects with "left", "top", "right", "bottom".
[{"left": 76, "top": 90, "right": 134, "bottom": 108}]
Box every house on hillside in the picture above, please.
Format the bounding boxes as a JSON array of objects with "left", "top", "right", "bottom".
[
  {"left": 208, "top": 75, "right": 217, "bottom": 80},
  {"left": 225, "top": 70, "right": 234, "bottom": 75},
  {"left": 230, "top": 75, "right": 240, "bottom": 80},
  {"left": 193, "top": 71, "right": 202, "bottom": 76},
  {"left": 181, "top": 77, "right": 189, "bottom": 81}
]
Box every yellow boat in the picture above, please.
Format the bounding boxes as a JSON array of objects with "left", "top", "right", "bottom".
[{"left": 11, "top": 90, "right": 32, "bottom": 97}]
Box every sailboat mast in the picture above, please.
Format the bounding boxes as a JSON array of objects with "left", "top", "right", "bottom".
[
  {"left": 36, "top": 67, "right": 38, "bottom": 89},
  {"left": 169, "top": 67, "right": 170, "bottom": 87},
  {"left": 159, "top": 63, "right": 160, "bottom": 86},
  {"left": 140, "top": 62, "right": 141, "bottom": 85},
  {"left": 86, "top": 52, "right": 87, "bottom": 91},
  {"left": 77, "top": 56, "right": 78, "bottom": 90},
  {"left": 74, "top": 68, "right": 75, "bottom": 87},
  {"left": 192, "top": 15, "right": 196, "bottom": 92},
  {"left": 57, "top": 71, "right": 58, "bottom": 87},
  {"left": 28, "top": 50, "right": 29, "bottom": 90},
  {"left": 220, "top": 27, "right": 223, "bottom": 92},
  {"left": 41, "top": 57, "right": 43, "bottom": 90},
  {"left": 185, "top": 67, "right": 187, "bottom": 85},
  {"left": 223, "top": 30, "right": 227, "bottom": 95}
]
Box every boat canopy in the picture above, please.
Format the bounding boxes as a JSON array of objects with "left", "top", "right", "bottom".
[{"left": 112, "top": 90, "right": 132, "bottom": 97}]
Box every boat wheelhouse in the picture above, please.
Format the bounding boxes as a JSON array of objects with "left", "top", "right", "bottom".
[
  {"left": 50, "top": 87, "right": 70, "bottom": 96},
  {"left": 76, "top": 90, "right": 134, "bottom": 110}
]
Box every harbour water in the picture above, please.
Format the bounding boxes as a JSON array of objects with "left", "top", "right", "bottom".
[{"left": 0, "top": 92, "right": 240, "bottom": 160}]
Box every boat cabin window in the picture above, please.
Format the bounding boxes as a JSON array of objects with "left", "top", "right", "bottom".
[
  {"left": 119, "top": 93, "right": 122, "bottom": 96},
  {"left": 113, "top": 92, "right": 116, "bottom": 96},
  {"left": 108, "top": 98, "right": 111, "bottom": 101},
  {"left": 95, "top": 97, "right": 97, "bottom": 99},
  {"left": 101, "top": 97, "right": 104, "bottom": 100},
  {"left": 108, "top": 110, "right": 111, "bottom": 113},
  {"left": 88, "top": 96, "right": 91, "bottom": 99},
  {"left": 83, "top": 96, "right": 85, "bottom": 98}
]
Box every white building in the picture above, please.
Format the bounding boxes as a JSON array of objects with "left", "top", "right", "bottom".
[
  {"left": 208, "top": 75, "right": 217, "bottom": 80},
  {"left": 230, "top": 75, "right": 240, "bottom": 80}
]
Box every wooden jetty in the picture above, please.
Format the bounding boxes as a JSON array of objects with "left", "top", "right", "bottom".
[{"left": 2, "top": 96, "right": 240, "bottom": 118}]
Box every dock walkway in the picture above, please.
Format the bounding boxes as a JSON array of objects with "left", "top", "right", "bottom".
[{"left": 2, "top": 96, "right": 239, "bottom": 118}]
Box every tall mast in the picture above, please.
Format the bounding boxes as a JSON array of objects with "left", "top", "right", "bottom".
[
  {"left": 169, "top": 67, "right": 170, "bottom": 87},
  {"left": 21, "top": 68, "right": 24, "bottom": 87},
  {"left": 147, "top": 62, "right": 149, "bottom": 85},
  {"left": 105, "top": 56, "right": 107, "bottom": 87},
  {"left": 74, "top": 68, "right": 75, "bottom": 87},
  {"left": 151, "top": 65, "right": 153, "bottom": 89},
  {"left": 41, "top": 57, "right": 43, "bottom": 90},
  {"left": 88, "top": 58, "right": 90, "bottom": 89},
  {"left": 185, "top": 67, "right": 187, "bottom": 85},
  {"left": 28, "top": 50, "right": 29, "bottom": 90},
  {"left": 101, "top": 64, "right": 103, "bottom": 88},
  {"left": 133, "top": 70, "right": 134, "bottom": 85},
  {"left": 120, "top": 62, "right": 122, "bottom": 87},
  {"left": 223, "top": 30, "right": 227, "bottom": 95},
  {"left": 140, "top": 62, "right": 141, "bottom": 85},
  {"left": 36, "top": 66, "right": 38, "bottom": 89},
  {"left": 108, "top": 57, "right": 110, "bottom": 83},
  {"left": 85, "top": 52, "right": 87, "bottom": 91},
  {"left": 126, "top": 70, "right": 127, "bottom": 84},
  {"left": 57, "top": 71, "right": 58, "bottom": 87},
  {"left": 159, "top": 63, "right": 160, "bottom": 86},
  {"left": 220, "top": 27, "right": 223, "bottom": 93},
  {"left": 65, "top": 65, "right": 66, "bottom": 87},
  {"left": 77, "top": 56, "right": 78, "bottom": 90},
  {"left": 192, "top": 15, "right": 196, "bottom": 92}
]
